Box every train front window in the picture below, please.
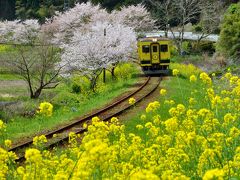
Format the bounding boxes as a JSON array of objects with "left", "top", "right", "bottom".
[
  {"left": 142, "top": 46, "right": 150, "bottom": 53},
  {"left": 160, "top": 45, "right": 168, "bottom": 52},
  {"left": 153, "top": 46, "right": 158, "bottom": 52}
]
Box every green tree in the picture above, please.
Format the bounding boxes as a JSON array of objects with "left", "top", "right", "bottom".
[
  {"left": 217, "top": 3, "right": 240, "bottom": 59},
  {"left": 90, "top": 0, "right": 142, "bottom": 11},
  {"left": 0, "top": 0, "right": 15, "bottom": 20},
  {"left": 15, "top": 0, "right": 87, "bottom": 23}
]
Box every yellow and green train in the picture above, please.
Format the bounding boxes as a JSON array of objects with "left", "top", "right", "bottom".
[{"left": 137, "top": 37, "right": 171, "bottom": 75}]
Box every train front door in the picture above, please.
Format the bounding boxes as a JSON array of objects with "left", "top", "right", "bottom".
[{"left": 151, "top": 43, "right": 160, "bottom": 64}]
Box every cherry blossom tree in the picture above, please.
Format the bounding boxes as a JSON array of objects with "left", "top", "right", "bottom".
[
  {"left": 60, "top": 22, "right": 136, "bottom": 91},
  {"left": 111, "top": 4, "right": 155, "bottom": 32},
  {"left": 43, "top": 2, "right": 154, "bottom": 90},
  {"left": 0, "top": 19, "right": 40, "bottom": 44},
  {"left": 44, "top": 2, "right": 109, "bottom": 44},
  {"left": 0, "top": 20, "right": 62, "bottom": 99}
]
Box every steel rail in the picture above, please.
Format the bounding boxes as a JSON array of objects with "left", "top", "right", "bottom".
[
  {"left": 9, "top": 77, "right": 150, "bottom": 152},
  {"left": 10, "top": 76, "right": 161, "bottom": 162}
]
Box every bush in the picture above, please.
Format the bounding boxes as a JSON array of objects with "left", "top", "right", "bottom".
[
  {"left": 71, "top": 75, "right": 91, "bottom": 95},
  {"left": 71, "top": 83, "right": 81, "bottom": 94},
  {"left": 182, "top": 41, "right": 192, "bottom": 54},
  {"left": 0, "top": 101, "right": 38, "bottom": 121},
  {"left": 37, "top": 102, "right": 53, "bottom": 117},
  {"left": 193, "top": 41, "right": 215, "bottom": 54},
  {"left": 114, "top": 63, "right": 138, "bottom": 80},
  {"left": 170, "top": 63, "right": 203, "bottom": 78},
  {"left": 217, "top": 3, "right": 240, "bottom": 58},
  {"left": 51, "top": 92, "right": 83, "bottom": 108}
]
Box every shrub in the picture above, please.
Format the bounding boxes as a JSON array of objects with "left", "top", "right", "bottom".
[
  {"left": 114, "top": 63, "right": 138, "bottom": 80},
  {"left": 71, "top": 83, "right": 81, "bottom": 94},
  {"left": 52, "top": 92, "right": 83, "bottom": 108},
  {"left": 217, "top": 3, "right": 240, "bottom": 58},
  {"left": 170, "top": 63, "right": 202, "bottom": 78},
  {"left": 37, "top": 102, "right": 53, "bottom": 117}
]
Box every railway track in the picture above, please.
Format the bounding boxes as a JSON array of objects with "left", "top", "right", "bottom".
[{"left": 9, "top": 76, "right": 162, "bottom": 162}]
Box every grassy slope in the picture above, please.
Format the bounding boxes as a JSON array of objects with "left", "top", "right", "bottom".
[{"left": 124, "top": 76, "right": 204, "bottom": 139}]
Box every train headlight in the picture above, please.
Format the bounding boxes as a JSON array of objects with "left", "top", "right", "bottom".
[{"left": 152, "top": 38, "right": 157, "bottom": 42}]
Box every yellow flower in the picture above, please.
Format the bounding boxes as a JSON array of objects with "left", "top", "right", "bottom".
[
  {"left": 69, "top": 132, "right": 77, "bottom": 145},
  {"left": 16, "top": 166, "right": 25, "bottom": 175},
  {"left": 140, "top": 114, "right": 146, "bottom": 120},
  {"left": 165, "top": 117, "right": 178, "bottom": 133},
  {"left": 25, "top": 148, "right": 42, "bottom": 163},
  {"left": 4, "top": 139, "right": 12, "bottom": 148},
  {"left": 153, "top": 115, "right": 161, "bottom": 125},
  {"left": 110, "top": 117, "right": 119, "bottom": 123},
  {"left": 92, "top": 116, "right": 100, "bottom": 123},
  {"left": 170, "top": 100, "right": 175, "bottom": 105},
  {"left": 0, "top": 119, "right": 6, "bottom": 130},
  {"left": 33, "top": 135, "right": 47, "bottom": 146},
  {"left": 160, "top": 89, "right": 167, "bottom": 96},
  {"left": 129, "top": 97, "right": 136, "bottom": 105},
  {"left": 202, "top": 168, "right": 224, "bottom": 180},
  {"left": 172, "top": 69, "right": 179, "bottom": 76},
  {"left": 224, "top": 72, "right": 232, "bottom": 79},
  {"left": 130, "top": 169, "right": 159, "bottom": 180},
  {"left": 145, "top": 122, "right": 153, "bottom": 128},
  {"left": 229, "top": 127, "right": 240, "bottom": 138},
  {"left": 136, "top": 124, "right": 143, "bottom": 130},
  {"left": 189, "top": 97, "right": 196, "bottom": 105},
  {"left": 146, "top": 101, "right": 160, "bottom": 113},
  {"left": 200, "top": 72, "right": 212, "bottom": 86},
  {"left": 177, "top": 104, "right": 186, "bottom": 113},
  {"left": 230, "top": 76, "right": 238, "bottom": 85},
  {"left": 223, "top": 113, "right": 236, "bottom": 125},
  {"left": 190, "top": 75, "right": 197, "bottom": 82},
  {"left": 38, "top": 102, "right": 53, "bottom": 116}
]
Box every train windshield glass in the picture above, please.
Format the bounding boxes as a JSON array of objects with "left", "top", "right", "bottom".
[
  {"left": 142, "top": 45, "right": 150, "bottom": 53},
  {"left": 160, "top": 45, "right": 168, "bottom": 52},
  {"left": 153, "top": 46, "right": 158, "bottom": 52}
]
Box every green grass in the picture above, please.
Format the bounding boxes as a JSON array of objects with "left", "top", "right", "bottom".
[
  {"left": 123, "top": 76, "right": 205, "bottom": 140},
  {"left": 0, "top": 77, "right": 139, "bottom": 144},
  {"left": 171, "top": 54, "right": 203, "bottom": 64},
  {"left": 0, "top": 73, "right": 22, "bottom": 80}
]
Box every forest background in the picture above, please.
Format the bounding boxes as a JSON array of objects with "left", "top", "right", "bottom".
[{"left": 1, "top": 0, "right": 239, "bottom": 23}]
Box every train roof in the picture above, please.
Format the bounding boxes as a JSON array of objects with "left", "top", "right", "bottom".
[{"left": 138, "top": 36, "right": 170, "bottom": 42}]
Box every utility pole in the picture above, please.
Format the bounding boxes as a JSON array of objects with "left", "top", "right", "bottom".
[
  {"left": 64, "top": 0, "right": 69, "bottom": 11},
  {"left": 103, "top": 28, "right": 106, "bottom": 83}
]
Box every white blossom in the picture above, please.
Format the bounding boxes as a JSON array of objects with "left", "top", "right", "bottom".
[
  {"left": 48, "top": 2, "right": 109, "bottom": 44},
  {"left": 61, "top": 22, "right": 136, "bottom": 75},
  {"left": 111, "top": 4, "right": 155, "bottom": 32},
  {"left": 0, "top": 19, "right": 40, "bottom": 44}
]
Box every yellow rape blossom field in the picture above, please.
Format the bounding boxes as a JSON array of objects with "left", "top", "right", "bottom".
[{"left": 0, "top": 64, "right": 240, "bottom": 179}]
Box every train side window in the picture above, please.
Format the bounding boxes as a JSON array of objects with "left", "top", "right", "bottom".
[
  {"left": 142, "top": 46, "right": 150, "bottom": 53},
  {"left": 160, "top": 45, "right": 168, "bottom": 52}
]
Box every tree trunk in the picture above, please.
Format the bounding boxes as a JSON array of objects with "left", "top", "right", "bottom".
[
  {"left": 90, "top": 70, "right": 102, "bottom": 92},
  {"left": 30, "top": 88, "right": 42, "bottom": 99},
  {"left": 90, "top": 77, "right": 97, "bottom": 93},
  {"left": 103, "top": 68, "right": 106, "bottom": 83},
  {"left": 111, "top": 67, "right": 116, "bottom": 80}
]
